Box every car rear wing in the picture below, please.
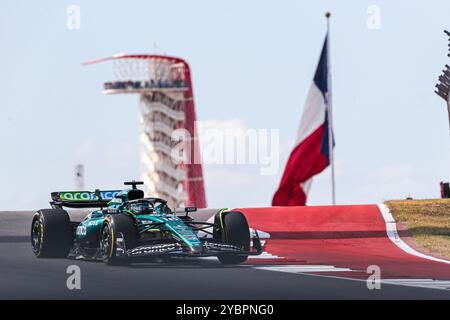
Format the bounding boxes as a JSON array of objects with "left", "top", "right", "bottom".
[{"left": 50, "top": 190, "right": 121, "bottom": 209}]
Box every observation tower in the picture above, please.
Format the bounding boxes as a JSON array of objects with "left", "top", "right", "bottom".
[{"left": 84, "top": 54, "right": 207, "bottom": 208}]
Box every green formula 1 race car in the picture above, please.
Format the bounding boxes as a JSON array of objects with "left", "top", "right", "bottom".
[{"left": 31, "top": 181, "right": 262, "bottom": 265}]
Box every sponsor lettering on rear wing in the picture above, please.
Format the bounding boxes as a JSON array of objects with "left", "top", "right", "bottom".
[{"left": 50, "top": 190, "right": 121, "bottom": 209}]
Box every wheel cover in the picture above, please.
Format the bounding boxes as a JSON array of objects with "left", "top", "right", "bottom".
[
  {"left": 100, "top": 226, "right": 112, "bottom": 259},
  {"left": 31, "top": 219, "right": 42, "bottom": 253}
]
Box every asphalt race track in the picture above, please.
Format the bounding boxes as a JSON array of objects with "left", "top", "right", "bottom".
[{"left": 1, "top": 210, "right": 450, "bottom": 299}]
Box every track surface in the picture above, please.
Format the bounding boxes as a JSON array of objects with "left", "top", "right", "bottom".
[{"left": 1, "top": 210, "right": 450, "bottom": 299}]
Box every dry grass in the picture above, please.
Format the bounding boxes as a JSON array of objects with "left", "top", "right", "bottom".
[{"left": 385, "top": 199, "right": 450, "bottom": 259}]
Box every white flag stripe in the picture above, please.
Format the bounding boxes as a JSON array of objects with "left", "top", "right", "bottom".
[
  {"left": 295, "top": 84, "right": 327, "bottom": 144},
  {"left": 300, "top": 178, "right": 313, "bottom": 196}
]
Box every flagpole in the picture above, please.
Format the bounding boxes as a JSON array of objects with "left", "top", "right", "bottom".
[{"left": 325, "top": 12, "right": 336, "bottom": 205}]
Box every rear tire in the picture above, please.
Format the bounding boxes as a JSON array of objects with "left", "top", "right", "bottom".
[
  {"left": 31, "top": 209, "right": 72, "bottom": 258},
  {"left": 217, "top": 211, "right": 250, "bottom": 265},
  {"left": 100, "top": 214, "right": 137, "bottom": 266}
]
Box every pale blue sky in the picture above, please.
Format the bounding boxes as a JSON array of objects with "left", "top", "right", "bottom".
[{"left": 1, "top": 1, "right": 449, "bottom": 210}]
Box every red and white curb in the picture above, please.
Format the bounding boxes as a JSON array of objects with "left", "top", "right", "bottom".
[
  {"left": 378, "top": 204, "right": 450, "bottom": 265},
  {"left": 245, "top": 205, "right": 450, "bottom": 291}
]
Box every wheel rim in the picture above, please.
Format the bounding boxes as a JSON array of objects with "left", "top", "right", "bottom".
[
  {"left": 100, "top": 226, "right": 112, "bottom": 258},
  {"left": 31, "top": 219, "right": 42, "bottom": 253}
]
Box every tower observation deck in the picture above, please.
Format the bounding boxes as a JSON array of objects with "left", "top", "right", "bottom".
[{"left": 84, "top": 54, "right": 207, "bottom": 208}]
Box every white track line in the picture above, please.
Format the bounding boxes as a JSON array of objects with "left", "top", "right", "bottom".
[
  {"left": 247, "top": 251, "right": 281, "bottom": 259},
  {"left": 383, "top": 279, "right": 450, "bottom": 291},
  {"left": 254, "top": 265, "right": 354, "bottom": 273},
  {"left": 378, "top": 204, "right": 450, "bottom": 265}
]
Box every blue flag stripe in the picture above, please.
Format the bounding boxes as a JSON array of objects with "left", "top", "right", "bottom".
[{"left": 313, "top": 34, "right": 328, "bottom": 97}]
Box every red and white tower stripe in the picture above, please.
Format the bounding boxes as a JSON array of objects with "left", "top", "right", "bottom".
[{"left": 84, "top": 54, "right": 207, "bottom": 208}]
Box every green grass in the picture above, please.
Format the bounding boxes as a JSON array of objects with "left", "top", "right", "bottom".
[{"left": 385, "top": 199, "right": 450, "bottom": 259}]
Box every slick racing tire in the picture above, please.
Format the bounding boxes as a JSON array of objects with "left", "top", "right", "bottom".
[
  {"left": 217, "top": 211, "right": 250, "bottom": 265},
  {"left": 100, "top": 214, "right": 138, "bottom": 266},
  {"left": 31, "top": 209, "right": 73, "bottom": 258}
]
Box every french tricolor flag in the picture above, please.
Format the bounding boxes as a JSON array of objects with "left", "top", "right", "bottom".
[{"left": 272, "top": 34, "right": 334, "bottom": 206}]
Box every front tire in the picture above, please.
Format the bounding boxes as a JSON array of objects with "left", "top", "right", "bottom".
[
  {"left": 217, "top": 211, "right": 250, "bottom": 265},
  {"left": 100, "top": 214, "right": 137, "bottom": 266},
  {"left": 31, "top": 209, "right": 72, "bottom": 258}
]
